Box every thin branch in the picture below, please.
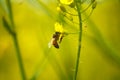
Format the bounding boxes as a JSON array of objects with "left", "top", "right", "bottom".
[
  {"left": 5, "top": 0, "right": 26, "bottom": 80},
  {"left": 74, "top": 0, "right": 83, "bottom": 80},
  {"left": 66, "top": 11, "right": 78, "bottom": 16},
  {"left": 82, "top": 9, "right": 93, "bottom": 22},
  {"left": 81, "top": 2, "right": 92, "bottom": 13}
]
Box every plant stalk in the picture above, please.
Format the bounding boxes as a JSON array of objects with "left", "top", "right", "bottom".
[
  {"left": 12, "top": 33, "right": 26, "bottom": 80},
  {"left": 5, "top": 0, "right": 26, "bottom": 80},
  {"left": 74, "top": 0, "right": 83, "bottom": 80}
]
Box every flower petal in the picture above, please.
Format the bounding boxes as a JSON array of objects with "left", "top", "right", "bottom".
[
  {"left": 54, "top": 22, "right": 64, "bottom": 33},
  {"left": 60, "top": 0, "right": 73, "bottom": 5}
]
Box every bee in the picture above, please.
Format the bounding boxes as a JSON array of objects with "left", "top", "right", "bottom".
[
  {"left": 48, "top": 32, "right": 64, "bottom": 49},
  {"left": 52, "top": 32, "right": 60, "bottom": 48}
]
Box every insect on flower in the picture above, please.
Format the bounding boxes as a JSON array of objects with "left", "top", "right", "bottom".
[
  {"left": 48, "top": 22, "right": 66, "bottom": 49},
  {"left": 50, "top": 32, "right": 60, "bottom": 48}
]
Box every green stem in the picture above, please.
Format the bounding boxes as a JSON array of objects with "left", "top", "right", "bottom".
[
  {"left": 12, "top": 33, "right": 26, "bottom": 80},
  {"left": 74, "top": 0, "right": 83, "bottom": 80},
  {"left": 5, "top": 0, "right": 26, "bottom": 80}
]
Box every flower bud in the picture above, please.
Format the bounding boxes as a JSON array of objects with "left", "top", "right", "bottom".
[
  {"left": 57, "top": 6, "right": 62, "bottom": 12},
  {"left": 59, "top": 5, "right": 66, "bottom": 12},
  {"left": 57, "top": 4, "right": 66, "bottom": 13}
]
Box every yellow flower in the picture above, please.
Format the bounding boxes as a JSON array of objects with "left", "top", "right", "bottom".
[
  {"left": 60, "top": 0, "right": 73, "bottom": 5},
  {"left": 54, "top": 22, "right": 64, "bottom": 33}
]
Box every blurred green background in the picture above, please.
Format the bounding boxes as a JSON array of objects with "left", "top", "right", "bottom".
[{"left": 0, "top": 0, "right": 120, "bottom": 80}]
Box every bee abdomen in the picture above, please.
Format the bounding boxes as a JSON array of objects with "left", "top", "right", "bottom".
[{"left": 53, "top": 39, "right": 59, "bottom": 49}]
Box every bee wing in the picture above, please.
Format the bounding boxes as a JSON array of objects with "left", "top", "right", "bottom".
[{"left": 48, "top": 38, "right": 54, "bottom": 48}]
